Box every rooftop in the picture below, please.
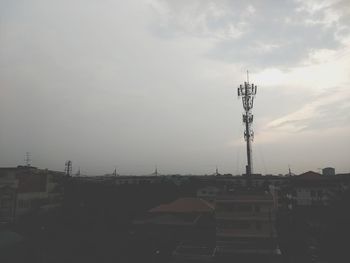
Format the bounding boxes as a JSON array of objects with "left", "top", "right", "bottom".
[
  {"left": 133, "top": 213, "right": 201, "bottom": 226},
  {"left": 215, "top": 192, "right": 273, "bottom": 203},
  {"left": 216, "top": 227, "right": 277, "bottom": 238},
  {"left": 298, "top": 171, "right": 322, "bottom": 178},
  {"left": 149, "top": 198, "right": 214, "bottom": 213}
]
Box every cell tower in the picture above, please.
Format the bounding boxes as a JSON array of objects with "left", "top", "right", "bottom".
[
  {"left": 237, "top": 71, "right": 257, "bottom": 177},
  {"left": 65, "top": 160, "right": 72, "bottom": 177}
]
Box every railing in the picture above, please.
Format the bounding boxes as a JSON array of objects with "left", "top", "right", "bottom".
[{"left": 215, "top": 211, "right": 275, "bottom": 220}]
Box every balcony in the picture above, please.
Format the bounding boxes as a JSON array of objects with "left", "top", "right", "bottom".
[{"left": 215, "top": 211, "right": 275, "bottom": 221}]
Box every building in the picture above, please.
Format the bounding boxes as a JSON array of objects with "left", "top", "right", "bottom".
[
  {"left": 87, "top": 175, "right": 163, "bottom": 185},
  {"left": 131, "top": 197, "right": 216, "bottom": 262},
  {"left": 289, "top": 171, "right": 341, "bottom": 207},
  {"left": 132, "top": 198, "right": 215, "bottom": 244},
  {"left": 0, "top": 166, "right": 65, "bottom": 221},
  {"left": 214, "top": 191, "right": 281, "bottom": 262},
  {"left": 0, "top": 173, "right": 18, "bottom": 223},
  {"left": 195, "top": 174, "right": 288, "bottom": 190},
  {"left": 322, "top": 167, "right": 335, "bottom": 176},
  {"left": 196, "top": 186, "right": 222, "bottom": 202},
  {"left": 171, "top": 241, "right": 215, "bottom": 263}
]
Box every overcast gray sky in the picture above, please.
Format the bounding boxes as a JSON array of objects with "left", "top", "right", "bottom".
[{"left": 1, "top": 0, "right": 350, "bottom": 175}]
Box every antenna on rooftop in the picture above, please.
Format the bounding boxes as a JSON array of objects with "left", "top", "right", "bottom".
[
  {"left": 113, "top": 167, "right": 118, "bottom": 176},
  {"left": 215, "top": 165, "right": 219, "bottom": 176},
  {"left": 288, "top": 165, "right": 292, "bottom": 177},
  {"left": 25, "top": 152, "right": 31, "bottom": 167},
  {"left": 237, "top": 70, "right": 258, "bottom": 177}
]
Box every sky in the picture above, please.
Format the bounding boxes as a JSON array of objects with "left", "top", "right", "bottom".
[{"left": 1, "top": 0, "right": 350, "bottom": 175}]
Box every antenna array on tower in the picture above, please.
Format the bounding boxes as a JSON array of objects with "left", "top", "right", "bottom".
[{"left": 237, "top": 71, "right": 258, "bottom": 177}]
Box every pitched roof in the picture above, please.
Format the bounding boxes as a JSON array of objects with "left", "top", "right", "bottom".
[
  {"left": 134, "top": 214, "right": 200, "bottom": 225},
  {"left": 149, "top": 198, "right": 214, "bottom": 213},
  {"left": 298, "top": 171, "right": 322, "bottom": 178}
]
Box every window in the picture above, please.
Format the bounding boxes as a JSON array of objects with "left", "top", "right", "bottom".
[
  {"left": 238, "top": 205, "right": 252, "bottom": 212},
  {"left": 18, "top": 200, "right": 24, "bottom": 208},
  {"left": 256, "top": 222, "right": 262, "bottom": 230},
  {"left": 216, "top": 203, "right": 235, "bottom": 212},
  {"left": 217, "top": 220, "right": 251, "bottom": 229},
  {"left": 1, "top": 200, "right": 11, "bottom": 208},
  {"left": 254, "top": 205, "right": 260, "bottom": 212}
]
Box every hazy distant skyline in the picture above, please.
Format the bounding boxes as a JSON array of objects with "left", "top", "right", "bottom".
[{"left": 1, "top": 0, "right": 350, "bottom": 175}]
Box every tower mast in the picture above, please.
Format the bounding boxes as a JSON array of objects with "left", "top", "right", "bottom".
[{"left": 237, "top": 71, "right": 257, "bottom": 177}]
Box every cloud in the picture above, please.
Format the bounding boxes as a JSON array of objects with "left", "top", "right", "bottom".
[
  {"left": 255, "top": 86, "right": 350, "bottom": 143},
  {"left": 0, "top": 0, "right": 350, "bottom": 174},
  {"left": 148, "top": 0, "right": 248, "bottom": 40},
  {"left": 149, "top": 0, "right": 350, "bottom": 69}
]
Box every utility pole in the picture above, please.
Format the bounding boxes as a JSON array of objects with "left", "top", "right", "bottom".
[
  {"left": 215, "top": 165, "right": 219, "bottom": 176},
  {"left": 65, "top": 160, "right": 72, "bottom": 177},
  {"left": 237, "top": 71, "right": 257, "bottom": 177}
]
